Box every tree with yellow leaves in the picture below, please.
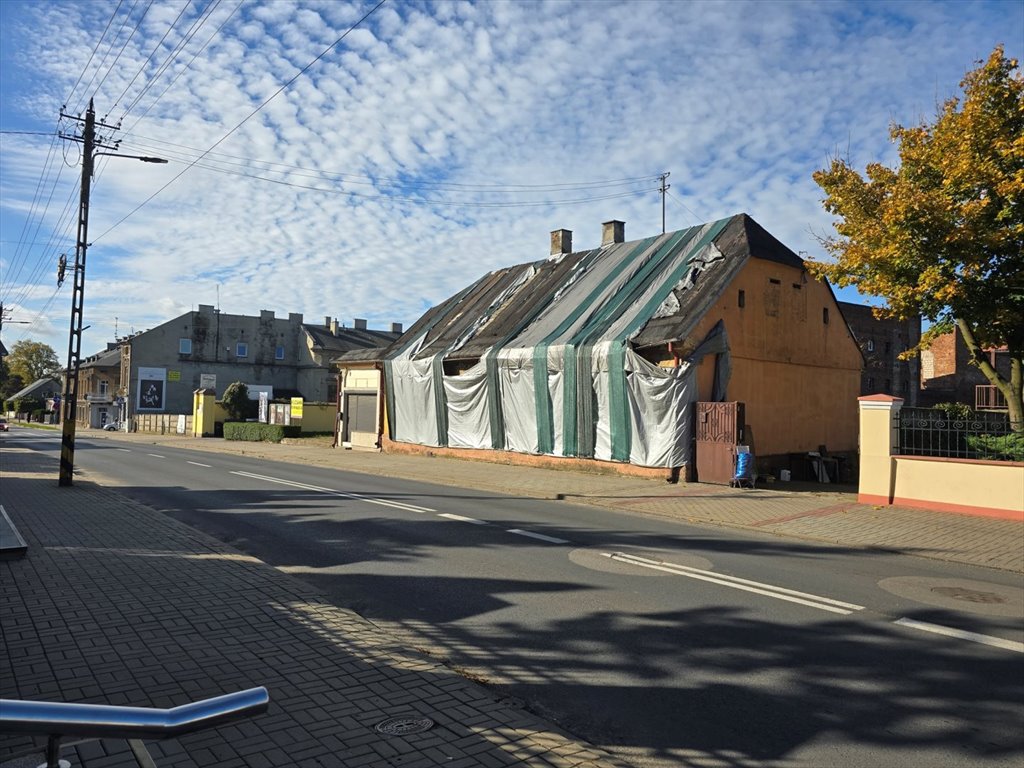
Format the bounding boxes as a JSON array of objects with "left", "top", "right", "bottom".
[{"left": 812, "top": 45, "right": 1023, "bottom": 430}]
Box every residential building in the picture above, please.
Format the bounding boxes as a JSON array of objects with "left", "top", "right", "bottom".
[
  {"left": 837, "top": 302, "right": 921, "bottom": 405},
  {"left": 117, "top": 306, "right": 400, "bottom": 426},
  {"left": 342, "top": 214, "right": 863, "bottom": 479},
  {"left": 920, "top": 328, "right": 1012, "bottom": 410},
  {"left": 76, "top": 344, "right": 122, "bottom": 428}
]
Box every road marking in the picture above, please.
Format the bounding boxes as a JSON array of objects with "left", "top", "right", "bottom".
[
  {"left": 438, "top": 513, "right": 487, "bottom": 525},
  {"left": 116, "top": 448, "right": 132, "bottom": 452},
  {"left": 230, "top": 470, "right": 436, "bottom": 514},
  {"left": 187, "top": 461, "right": 212, "bottom": 468},
  {"left": 893, "top": 618, "right": 1024, "bottom": 653},
  {"left": 147, "top": 453, "right": 165, "bottom": 459},
  {"left": 508, "top": 528, "right": 570, "bottom": 544},
  {"left": 602, "top": 552, "right": 865, "bottom": 615}
]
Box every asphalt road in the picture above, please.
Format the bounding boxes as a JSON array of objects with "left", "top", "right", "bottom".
[{"left": 16, "top": 430, "right": 1024, "bottom": 768}]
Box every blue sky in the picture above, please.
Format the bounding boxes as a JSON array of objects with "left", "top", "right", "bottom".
[{"left": 0, "top": 0, "right": 1020, "bottom": 357}]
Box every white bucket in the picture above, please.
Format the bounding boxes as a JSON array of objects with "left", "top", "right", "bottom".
[{"left": 779, "top": 469, "right": 791, "bottom": 481}]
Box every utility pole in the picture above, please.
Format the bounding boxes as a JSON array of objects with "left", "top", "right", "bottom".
[
  {"left": 56, "top": 99, "right": 167, "bottom": 486},
  {"left": 58, "top": 99, "right": 101, "bottom": 486},
  {"left": 659, "top": 172, "right": 671, "bottom": 234}
]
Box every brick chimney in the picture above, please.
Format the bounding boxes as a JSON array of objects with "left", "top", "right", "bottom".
[
  {"left": 330, "top": 318, "right": 339, "bottom": 336},
  {"left": 602, "top": 220, "right": 625, "bottom": 245},
  {"left": 391, "top": 322, "right": 403, "bottom": 334},
  {"left": 550, "top": 229, "right": 572, "bottom": 258}
]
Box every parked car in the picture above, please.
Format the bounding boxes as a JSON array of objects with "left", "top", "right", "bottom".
[{"left": 0, "top": 417, "right": 9, "bottom": 431}]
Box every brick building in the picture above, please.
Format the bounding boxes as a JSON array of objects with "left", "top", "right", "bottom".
[
  {"left": 920, "top": 328, "right": 1011, "bottom": 409},
  {"left": 837, "top": 302, "right": 921, "bottom": 405}
]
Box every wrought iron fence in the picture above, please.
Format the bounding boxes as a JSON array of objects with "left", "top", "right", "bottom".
[{"left": 897, "top": 406, "right": 1021, "bottom": 461}]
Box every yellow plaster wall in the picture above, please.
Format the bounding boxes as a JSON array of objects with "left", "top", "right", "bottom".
[
  {"left": 688, "top": 258, "right": 862, "bottom": 456},
  {"left": 893, "top": 458, "right": 1024, "bottom": 516}
]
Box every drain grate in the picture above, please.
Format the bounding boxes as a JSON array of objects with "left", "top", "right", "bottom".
[
  {"left": 931, "top": 586, "right": 1006, "bottom": 604},
  {"left": 374, "top": 716, "right": 435, "bottom": 736}
]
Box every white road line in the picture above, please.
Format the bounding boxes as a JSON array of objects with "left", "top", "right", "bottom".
[
  {"left": 147, "top": 454, "right": 165, "bottom": 458},
  {"left": 603, "top": 552, "right": 865, "bottom": 615},
  {"left": 508, "top": 528, "right": 570, "bottom": 545},
  {"left": 438, "top": 513, "right": 487, "bottom": 525},
  {"left": 187, "top": 461, "right": 212, "bottom": 468},
  {"left": 116, "top": 448, "right": 131, "bottom": 452},
  {"left": 893, "top": 618, "right": 1024, "bottom": 654},
  {"left": 230, "top": 470, "right": 436, "bottom": 514}
]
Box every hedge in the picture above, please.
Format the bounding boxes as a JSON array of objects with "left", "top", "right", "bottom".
[{"left": 223, "top": 422, "right": 301, "bottom": 443}]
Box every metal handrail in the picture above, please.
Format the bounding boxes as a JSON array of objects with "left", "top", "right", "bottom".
[{"left": 0, "top": 687, "right": 269, "bottom": 766}]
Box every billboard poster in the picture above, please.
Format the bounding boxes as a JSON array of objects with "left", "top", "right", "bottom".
[
  {"left": 199, "top": 373, "right": 217, "bottom": 392},
  {"left": 137, "top": 367, "right": 166, "bottom": 411},
  {"left": 290, "top": 397, "right": 303, "bottom": 419},
  {"left": 258, "top": 391, "right": 269, "bottom": 423}
]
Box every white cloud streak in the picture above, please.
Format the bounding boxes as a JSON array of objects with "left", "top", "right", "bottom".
[{"left": 0, "top": 0, "right": 1018, "bottom": 355}]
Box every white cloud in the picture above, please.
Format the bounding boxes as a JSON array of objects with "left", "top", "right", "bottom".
[{"left": 0, "top": 0, "right": 1017, "bottom": 355}]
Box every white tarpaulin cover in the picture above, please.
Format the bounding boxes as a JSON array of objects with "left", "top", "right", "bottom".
[{"left": 384, "top": 218, "right": 735, "bottom": 467}]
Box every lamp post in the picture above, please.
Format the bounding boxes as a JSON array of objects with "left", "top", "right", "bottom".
[{"left": 58, "top": 99, "right": 166, "bottom": 486}]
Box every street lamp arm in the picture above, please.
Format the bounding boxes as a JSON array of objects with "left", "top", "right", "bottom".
[{"left": 94, "top": 152, "right": 168, "bottom": 163}]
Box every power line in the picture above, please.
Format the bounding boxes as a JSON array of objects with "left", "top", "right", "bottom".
[
  {"left": 63, "top": 0, "right": 124, "bottom": 108},
  {"left": 92, "top": 0, "right": 390, "bottom": 243},
  {"left": 666, "top": 188, "right": 705, "bottom": 225}
]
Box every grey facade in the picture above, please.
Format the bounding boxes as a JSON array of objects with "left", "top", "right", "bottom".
[{"left": 120, "top": 306, "right": 400, "bottom": 418}]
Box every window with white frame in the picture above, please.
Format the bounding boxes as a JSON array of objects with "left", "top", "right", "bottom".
[
  {"left": 179, "top": 338, "right": 192, "bottom": 354},
  {"left": 236, "top": 342, "right": 248, "bottom": 358},
  {"left": 275, "top": 345, "right": 285, "bottom": 360}
]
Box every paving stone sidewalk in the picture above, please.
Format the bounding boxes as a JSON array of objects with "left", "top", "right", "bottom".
[
  {"left": 0, "top": 445, "right": 625, "bottom": 768},
  {"left": 83, "top": 430, "right": 1024, "bottom": 574}
]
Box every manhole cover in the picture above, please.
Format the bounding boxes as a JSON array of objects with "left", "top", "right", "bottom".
[
  {"left": 931, "top": 586, "right": 1006, "bottom": 604},
  {"left": 374, "top": 716, "right": 435, "bottom": 735}
]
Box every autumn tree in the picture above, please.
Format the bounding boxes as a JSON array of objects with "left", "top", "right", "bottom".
[
  {"left": 6, "top": 340, "right": 61, "bottom": 384},
  {"left": 811, "top": 45, "right": 1024, "bottom": 429}
]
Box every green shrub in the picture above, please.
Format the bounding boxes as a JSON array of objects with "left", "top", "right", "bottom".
[
  {"left": 221, "top": 382, "right": 257, "bottom": 421},
  {"left": 966, "top": 432, "right": 1024, "bottom": 461},
  {"left": 223, "top": 422, "right": 301, "bottom": 442},
  {"left": 933, "top": 402, "right": 974, "bottom": 421}
]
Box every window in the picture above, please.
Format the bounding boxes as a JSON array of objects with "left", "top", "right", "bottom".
[
  {"left": 823, "top": 307, "right": 830, "bottom": 325},
  {"left": 275, "top": 345, "right": 285, "bottom": 360},
  {"left": 738, "top": 290, "right": 745, "bottom": 308},
  {"left": 867, "top": 376, "right": 875, "bottom": 389},
  {"left": 236, "top": 342, "right": 248, "bottom": 358},
  {"left": 99, "top": 380, "right": 109, "bottom": 396},
  {"left": 867, "top": 339, "right": 875, "bottom": 352},
  {"left": 179, "top": 338, "right": 192, "bottom": 354}
]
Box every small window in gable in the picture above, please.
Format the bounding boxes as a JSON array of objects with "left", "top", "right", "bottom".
[
  {"left": 236, "top": 342, "right": 248, "bottom": 358},
  {"left": 275, "top": 345, "right": 285, "bottom": 360},
  {"left": 867, "top": 339, "right": 875, "bottom": 352},
  {"left": 179, "top": 338, "right": 192, "bottom": 354},
  {"left": 738, "top": 290, "right": 746, "bottom": 308},
  {"left": 823, "top": 307, "right": 830, "bottom": 325}
]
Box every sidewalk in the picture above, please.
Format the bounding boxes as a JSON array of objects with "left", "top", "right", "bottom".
[
  {"left": 84, "top": 429, "right": 1024, "bottom": 573},
  {"left": 0, "top": 442, "right": 625, "bottom": 768}
]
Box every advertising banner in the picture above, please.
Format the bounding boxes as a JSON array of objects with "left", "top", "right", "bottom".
[{"left": 137, "top": 367, "right": 166, "bottom": 411}]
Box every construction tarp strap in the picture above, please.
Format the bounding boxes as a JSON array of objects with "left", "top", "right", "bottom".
[{"left": 383, "top": 217, "right": 734, "bottom": 467}]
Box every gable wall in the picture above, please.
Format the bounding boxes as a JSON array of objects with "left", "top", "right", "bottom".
[{"left": 686, "top": 257, "right": 862, "bottom": 457}]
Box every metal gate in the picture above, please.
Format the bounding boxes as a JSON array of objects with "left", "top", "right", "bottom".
[{"left": 695, "top": 401, "right": 745, "bottom": 484}]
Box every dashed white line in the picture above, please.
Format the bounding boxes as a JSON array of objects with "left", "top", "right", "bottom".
[
  {"left": 893, "top": 618, "right": 1024, "bottom": 653},
  {"left": 187, "top": 461, "right": 212, "bottom": 468},
  {"left": 147, "top": 454, "right": 165, "bottom": 459},
  {"left": 230, "top": 470, "right": 436, "bottom": 513},
  {"left": 508, "top": 529, "right": 570, "bottom": 544},
  {"left": 438, "top": 513, "right": 487, "bottom": 525},
  {"left": 602, "top": 552, "right": 865, "bottom": 615}
]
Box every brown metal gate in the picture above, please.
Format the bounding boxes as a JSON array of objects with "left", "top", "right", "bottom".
[{"left": 695, "top": 401, "right": 745, "bottom": 484}]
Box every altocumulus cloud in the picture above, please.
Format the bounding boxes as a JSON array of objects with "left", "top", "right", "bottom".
[{"left": 0, "top": 0, "right": 1017, "bottom": 353}]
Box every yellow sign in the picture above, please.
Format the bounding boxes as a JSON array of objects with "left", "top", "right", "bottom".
[
  {"left": 290, "top": 397, "right": 303, "bottom": 419},
  {"left": 168, "top": 370, "right": 181, "bottom": 381}
]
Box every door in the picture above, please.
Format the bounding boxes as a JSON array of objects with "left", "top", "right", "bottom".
[{"left": 695, "top": 401, "right": 745, "bottom": 484}]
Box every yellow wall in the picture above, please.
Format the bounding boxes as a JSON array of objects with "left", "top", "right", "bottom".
[
  {"left": 341, "top": 367, "right": 383, "bottom": 447},
  {"left": 686, "top": 258, "right": 863, "bottom": 456},
  {"left": 892, "top": 457, "right": 1024, "bottom": 517},
  {"left": 298, "top": 403, "right": 336, "bottom": 432}
]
